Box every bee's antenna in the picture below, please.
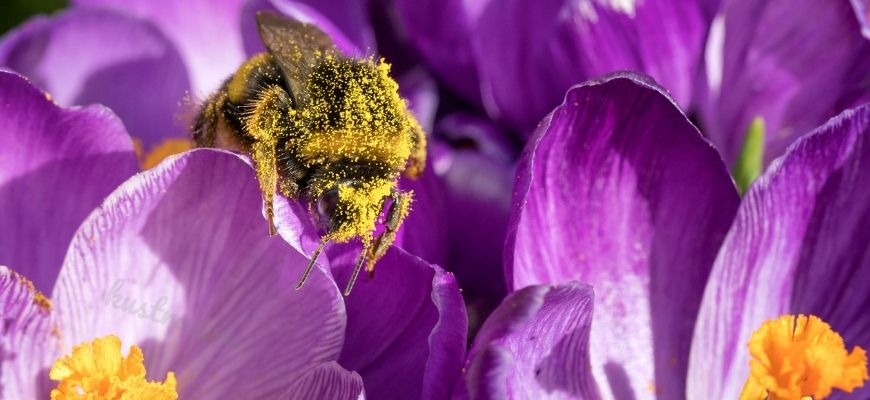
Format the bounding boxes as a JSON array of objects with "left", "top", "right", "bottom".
[
  {"left": 296, "top": 237, "right": 329, "bottom": 290},
  {"left": 343, "top": 242, "right": 371, "bottom": 296}
]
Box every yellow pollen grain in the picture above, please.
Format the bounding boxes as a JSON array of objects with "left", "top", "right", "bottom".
[
  {"left": 739, "top": 314, "right": 868, "bottom": 400},
  {"left": 50, "top": 335, "right": 177, "bottom": 400},
  {"left": 329, "top": 178, "right": 394, "bottom": 242},
  {"left": 405, "top": 112, "right": 426, "bottom": 178},
  {"left": 33, "top": 292, "right": 52, "bottom": 311},
  {"left": 15, "top": 273, "right": 52, "bottom": 312},
  {"left": 140, "top": 138, "right": 194, "bottom": 170}
]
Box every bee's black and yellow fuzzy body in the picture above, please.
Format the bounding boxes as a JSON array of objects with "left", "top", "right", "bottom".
[{"left": 193, "top": 11, "right": 426, "bottom": 295}]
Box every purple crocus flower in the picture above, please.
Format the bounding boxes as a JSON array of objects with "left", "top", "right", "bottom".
[
  {"left": 457, "top": 74, "right": 870, "bottom": 399},
  {"left": 0, "top": 69, "right": 466, "bottom": 399},
  {"left": 395, "top": 0, "right": 870, "bottom": 167},
  {"left": 689, "top": 102, "right": 870, "bottom": 398}
]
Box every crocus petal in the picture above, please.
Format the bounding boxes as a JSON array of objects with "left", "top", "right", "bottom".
[
  {"left": 688, "top": 104, "right": 870, "bottom": 399},
  {"left": 0, "top": 9, "right": 191, "bottom": 149},
  {"left": 700, "top": 0, "right": 870, "bottom": 165},
  {"left": 390, "top": 71, "right": 450, "bottom": 265},
  {"left": 854, "top": 0, "right": 870, "bottom": 38},
  {"left": 72, "top": 0, "right": 248, "bottom": 94},
  {"left": 278, "top": 362, "right": 366, "bottom": 400},
  {"left": 240, "top": 0, "right": 365, "bottom": 57},
  {"left": 475, "top": 0, "right": 710, "bottom": 135},
  {"left": 392, "top": 0, "right": 486, "bottom": 104},
  {"left": 51, "top": 149, "right": 346, "bottom": 398},
  {"left": 435, "top": 113, "right": 517, "bottom": 164},
  {"left": 399, "top": 68, "right": 439, "bottom": 134},
  {"left": 0, "top": 70, "right": 137, "bottom": 295},
  {"left": 285, "top": 0, "right": 375, "bottom": 53},
  {"left": 431, "top": 114, "right": 517, "bottom": 330},
  {"left": 330, "top": 246, "right": 467, "bottom": 400},
  {"left": 435, "top": 144, "right": 513, "bottom": 333},
  {"left": 456, "top": 282, "right": 600, "bottom": 400},
  {"left": 506, "top": 73, "right": 740, "bottom": 399},
  {"left": 393, "top": 168, "right": 450, "bottom": 268},
  {"left": 0, "top": 266, "right": 58, "bottom": 400}
]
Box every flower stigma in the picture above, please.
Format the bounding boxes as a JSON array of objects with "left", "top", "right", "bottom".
[
  {"left": 49, "top": 335, "right": 177, "bottom": 400},
  {"left": 740, "top": 314, "right": 868, "bottom": 399},
  {"left": 732, "top": 116, "right": 765, "bottom": 195}
]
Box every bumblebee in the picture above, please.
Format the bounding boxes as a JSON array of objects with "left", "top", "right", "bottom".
[{"left": 193, "top": 11, "right": 426, "bottom": 295}]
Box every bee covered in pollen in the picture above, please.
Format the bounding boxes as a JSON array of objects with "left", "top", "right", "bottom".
[{"left": 192, "top": 11, "right": 426, "bottom": 295}]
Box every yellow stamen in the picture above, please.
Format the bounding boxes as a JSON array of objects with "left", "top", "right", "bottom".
[
  {"left": 139, "top": 138, "right": 194, "bottom": 170},
  {"left": 50, "top": 335, "right": 177, "bottom": 400},
  {"left": 740, "top": 314, "right": 868, "bottom": 399}
]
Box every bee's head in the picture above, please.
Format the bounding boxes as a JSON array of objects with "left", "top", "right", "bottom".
[{"left": 313, "top": 178, "right": 394, "bottom": 243}]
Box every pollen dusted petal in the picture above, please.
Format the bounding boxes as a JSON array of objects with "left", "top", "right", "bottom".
[
  {"left": 0, "top": 266, "right": 59, "bottom": 399},
  {"left": 49, "top": 335, "right": 177, "bottom": 400},
  {"left": 739, "top": 315, "right": 868, "bottom": 400}
]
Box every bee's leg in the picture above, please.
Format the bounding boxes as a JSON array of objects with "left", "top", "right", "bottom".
[
  {"left": 253, "top": 141, "right": 279, "bottom": 235},
  {"left": 366, "top": 189, "right": 413, "bottom": 275},
  {"left": 245, "top": 85, "right": 292, "bottom": 235},
  {"left": 295, "top": 235, "right": 330, "bottom": 290},
  {"left": 345, "top": 239, "right": 372, "bottom": 296},
  {"left": 403, "top": 112, "right": 427, "bottom": 179}
]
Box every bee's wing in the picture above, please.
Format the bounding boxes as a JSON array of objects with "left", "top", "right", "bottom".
[{"left": 255, "top": 11, "right": 336, "bottom": 107}]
